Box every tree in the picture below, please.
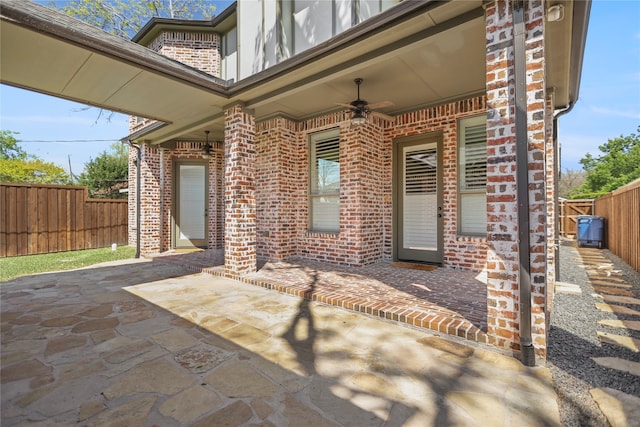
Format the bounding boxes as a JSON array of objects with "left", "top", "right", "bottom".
[
  {"left": 574, "top": 126, "right": 640, "bottom": 198},
  {"left": 0, "top": 131, "right": 71, "bottom": 184},
  {"left": 51, "top": 0, "right": 217, "bottom": 39},
  {"left": 78, "top": 143, "right": 128, "bottom": 199},
  {"left": 0, "top": 130, "right": 28, "bottom": 160},
  {"left": 558, "top": 168, "right": 586, "bottom": 199}
]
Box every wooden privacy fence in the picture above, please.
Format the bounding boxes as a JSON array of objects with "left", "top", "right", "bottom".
[
  {"left": 594, "top": 179, "right": 640, "bottom": 272},
  {"left": 559, "top": 198, "right": 594, "bottom": 238},
  {"left": 0, "top": 183, "right": 128, "bottom": 257}
]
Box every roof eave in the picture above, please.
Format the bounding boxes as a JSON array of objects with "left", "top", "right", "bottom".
[
  {"left": 0, "top": 1, "right": 229, "bottom": 97},
  {"left": 565, "top": 0, "right": 591, "bottom": 109},
  {"left": 132, "top": 2, "right": 238, "bottom": 46}
]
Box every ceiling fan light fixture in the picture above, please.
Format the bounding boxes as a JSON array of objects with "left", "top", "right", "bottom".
[{"left": 351, "top": 109, "right": 367, "bottom": 126}]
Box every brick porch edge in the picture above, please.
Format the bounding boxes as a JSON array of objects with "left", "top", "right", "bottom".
[{"left": 154, "top": 257, "right": 491, "bottom": 346}]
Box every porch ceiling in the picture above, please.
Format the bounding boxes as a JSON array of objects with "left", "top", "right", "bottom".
[{"left": 0, "top": 1, "right": 587, "bottom": 145}]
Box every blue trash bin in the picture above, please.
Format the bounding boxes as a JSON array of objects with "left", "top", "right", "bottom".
[{"left": 577, "top": 216, "right": 605, "bottom": 248}]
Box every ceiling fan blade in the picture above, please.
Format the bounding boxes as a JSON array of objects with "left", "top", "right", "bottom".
[
  {"left": 367, "top": 101, "right": 394, "bottom": 109},
  {"left": 335, "top": 102, "right": 357, "bottom": 110},
  {"left": 370, "top": 111, "right": 395, "bottom": 122}
]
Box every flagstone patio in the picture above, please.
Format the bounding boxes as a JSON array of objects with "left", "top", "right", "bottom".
[{"left": 0, "top": 258, "right": 559, "bottom": 426}]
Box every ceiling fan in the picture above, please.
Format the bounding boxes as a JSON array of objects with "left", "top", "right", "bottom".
[{"left": 337, "top": 78, "right": 394, "bottom": 125}]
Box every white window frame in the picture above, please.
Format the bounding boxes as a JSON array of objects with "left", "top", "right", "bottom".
[
  {"left": 458, "top": 115, "right": 487, "bottom": 236},
  {"left": 309, "top": 129, "right": 341, "bottom": 233}
]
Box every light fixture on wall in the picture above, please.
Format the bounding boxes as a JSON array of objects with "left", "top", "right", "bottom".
[
  {"left": 546, "top": 4, "right": 564, "bottom": 22},
  {"left": 203, "top": 130, "right": 212, "bottom": 157}
]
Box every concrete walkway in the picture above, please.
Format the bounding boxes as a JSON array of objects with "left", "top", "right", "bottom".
[{"left": 2, "top": 259, "right": 559, "bottom": 426}]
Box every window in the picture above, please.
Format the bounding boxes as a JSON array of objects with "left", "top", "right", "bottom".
[
  {"left": 310, "top": 130, "right": 340, "bottom": 232},
  {"left": 458, "top": 115, "right": 487, "bottom": 235}
]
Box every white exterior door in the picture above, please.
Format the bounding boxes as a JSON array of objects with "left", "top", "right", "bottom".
[
  {"left": 175, "top": 162, "right": 207, "bottom": 248},
  {"left": 396, "top": 136, "right": 443, "bottom": 263}
]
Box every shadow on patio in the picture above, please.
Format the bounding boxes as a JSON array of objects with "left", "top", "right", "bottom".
[{"left": 153, "top": 250, "right": 489, "bottom": 344}]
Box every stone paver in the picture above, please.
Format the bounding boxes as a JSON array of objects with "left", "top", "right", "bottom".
[
  {"left": 555, "top": 281, "right": 582, "bottom": 295},
  {"left": 596, "top": 302, "right": 640, "bottom": 316},
  {"left": 597, "top": 331, "right": 640, "bottom": 352},
  {"left": 1, "top": 258, "right": 561, "bottom": 426},
  {"left": 590, "top": 388, "right": 640, "bottom": 427},
  {"left": 577, "top": 246, "right": 640, "bottom": 427},
  {"left": 599, "top": 319, "right": 640, "bottom": 331},
  {"left": 592, "top": 357, "right": 640, "bottom": 377}
]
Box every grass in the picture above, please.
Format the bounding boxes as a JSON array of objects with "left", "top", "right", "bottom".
[{"left": 0, "top": 246, "right": 137, "bottom": 282}]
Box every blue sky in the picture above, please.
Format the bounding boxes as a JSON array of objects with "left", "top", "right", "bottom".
[{"left": 1, "top": 0, "right": 638, "bottom": 176}]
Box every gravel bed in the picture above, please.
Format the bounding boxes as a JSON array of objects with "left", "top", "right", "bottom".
[{"left": 548, "top": 240, "right": 640, "bottom": 426}]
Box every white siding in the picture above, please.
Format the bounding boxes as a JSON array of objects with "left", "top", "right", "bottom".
[
  {"left": 221, "top": 27, "right": 237, "bottom": 82},
  {"left": 238, "top": 0, "right": 263, "bottom": 79},
  {"left": 264, "top": 0, "right": 278, "bottom": 69}
]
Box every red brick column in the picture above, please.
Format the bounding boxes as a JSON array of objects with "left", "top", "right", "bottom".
[
  {"left": 341, "top": 121, "right": 385, "bottom": 265},
  {"left": 127, "top": 144, "right": 162, "bottom": 255},
  {"left": 224, "top": 104, "right": 257, "bottom": 275},
  {"left": 485, "top": 0, "right": 548, "bottom": 356}
]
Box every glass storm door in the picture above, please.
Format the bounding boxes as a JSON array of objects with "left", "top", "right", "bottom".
[
  {"left": 175, "top": 162, "right": 207, "bottom": 248},
  {"left": 396, "top": 138, "right": 443, "bottom": 264}
]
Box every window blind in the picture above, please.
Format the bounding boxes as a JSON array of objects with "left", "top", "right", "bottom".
[
  {"left": 461, "top": 123, "right": 487, "bottom": 191},
  {"left": 310, "top": 131, "right": 340, "bottom": 232},
  {"left": 459, "top": 116, "right": 487, "bottom": 235}
]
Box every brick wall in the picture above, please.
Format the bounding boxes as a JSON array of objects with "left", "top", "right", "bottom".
[
  {"left": 485, "top": 0, "right": 549, "bottom": 356},
  {"left": 128, "top": 141, "right": 224, "bottom": 255},
  {"left": 161, "top": 142, "right": 224, "bottom": 252},
  {"left": 388, "top": 97, "right": 489, "bottom": 271},
  {"left": 255, "top": 97, "right": 488, "bottom": 269},
  {"left": 296, "top": 114, "right": 386, "bottom": 266},
  {"left": 149, "top": 31, "right": 221, "bottom": 77},
  {"left": 256, "top": 111, "right": 387, "bottom": 266}
]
